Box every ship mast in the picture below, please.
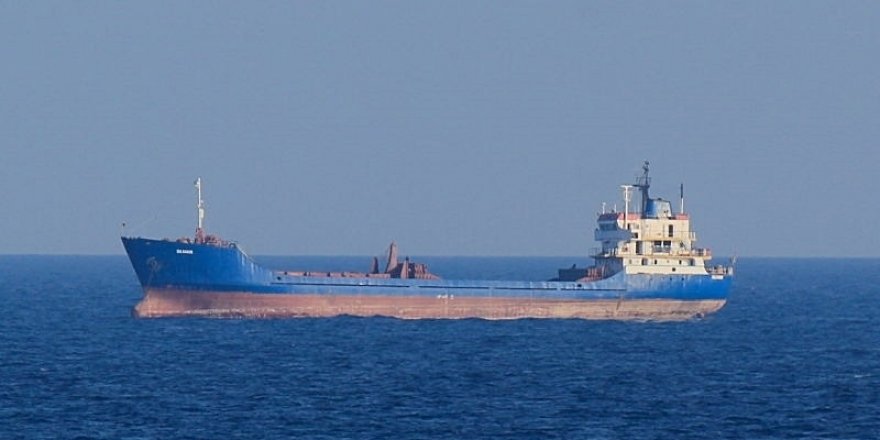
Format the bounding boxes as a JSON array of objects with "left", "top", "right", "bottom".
[
  {"left": 635, "top": 160, "right": 651, "bottom": 216},
  {"left": 621, "top": 185, "right": 634, "bottom": 230},
  {"left": 195, "top": 177, "right": 205, "bottom": 241},
  {"left": 680, "top": 183, "right": 685, "bottom": 214}
]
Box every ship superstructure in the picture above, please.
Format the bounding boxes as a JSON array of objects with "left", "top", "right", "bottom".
[
  {"left": 554, "top": 162, "right": 731, "bottom": 284},
  {"left": 598, "top": 162, "right": 728, "bottom": 277}
]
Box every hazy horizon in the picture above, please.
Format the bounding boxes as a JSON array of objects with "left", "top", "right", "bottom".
[{"left": 2, "top": 2, "right": 879, "bottom": 257}]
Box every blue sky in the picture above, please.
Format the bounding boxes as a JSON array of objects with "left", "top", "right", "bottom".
[{"left": 1, "top": 1, "right": 878, "bottom": 256}]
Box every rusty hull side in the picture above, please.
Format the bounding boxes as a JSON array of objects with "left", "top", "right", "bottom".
[{"left": 134, "top": 289, "right": 725, "bottom": 321}]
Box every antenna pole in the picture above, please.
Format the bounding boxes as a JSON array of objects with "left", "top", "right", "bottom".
[{"left": 680, "top": 183, "right": 685, "bottom": 214}]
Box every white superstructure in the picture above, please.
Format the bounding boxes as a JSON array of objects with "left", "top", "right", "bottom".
[{"left": 592, "top": 162, "right": 721, "bottom": 277}]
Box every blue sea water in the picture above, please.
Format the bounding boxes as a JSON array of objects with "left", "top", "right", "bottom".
[{"left": 1, "top": 256, "right": 878, "bottom": 439}]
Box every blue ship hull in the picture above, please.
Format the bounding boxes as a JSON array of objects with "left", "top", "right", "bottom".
[{"left": 122, "top": 237, "right": 731, "bottom": 320}]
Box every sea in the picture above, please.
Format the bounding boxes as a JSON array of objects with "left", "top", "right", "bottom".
[{"left": 1, "top": 256, "right": 878, "bottom": 439}]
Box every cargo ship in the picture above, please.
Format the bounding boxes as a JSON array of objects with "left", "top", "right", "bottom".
[{"left": 122, "top": 163, "right": 733, "bottom": 320}]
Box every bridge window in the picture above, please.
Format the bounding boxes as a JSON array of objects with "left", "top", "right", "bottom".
[{"left": 668, "top": 225, "right": 674, "bottom": 237}]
